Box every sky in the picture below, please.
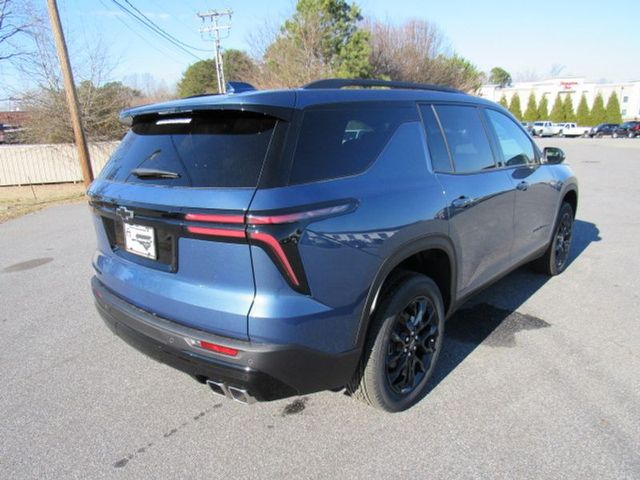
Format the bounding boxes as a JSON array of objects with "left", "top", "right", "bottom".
[{"left": 3, "top": 0, "right": 640, "bottom": 96}]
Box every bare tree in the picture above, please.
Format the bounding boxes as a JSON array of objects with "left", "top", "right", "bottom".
[
  {"left": 0, "top": 0, "right": 33, "bottom": 61},
  {"left": 253, "top": 13, "right": 334, "bottom": 89},
  {"left": 13, "top": 4, "right": 139, "bottom": 143},
  {"left": 367, "top": 18, "right": 448, "bottom": 81},
  {"left": 365, "top": 18, "right": 484, "bottom": 92}
]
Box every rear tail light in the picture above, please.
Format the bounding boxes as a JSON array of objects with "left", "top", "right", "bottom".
[{"left": 184, "top": 201, "right": 355, "bottom": 294}]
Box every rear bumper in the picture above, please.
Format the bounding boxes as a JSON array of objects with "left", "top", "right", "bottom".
[{"left": 91, "top": 277, "right": 359, "bottom": 401}]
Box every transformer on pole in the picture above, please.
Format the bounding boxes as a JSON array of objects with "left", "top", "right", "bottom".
[{"left": 197, "top": 9, "right": 233, "bottom": 94}]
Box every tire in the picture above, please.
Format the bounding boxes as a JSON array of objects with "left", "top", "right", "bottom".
[
  {"left": 531, "top": 202, "right": 574, "bottom": 276},
  {"left": 613, "top": 132, "right": 618, "bottom": 138},
  {"left": 348, "top": 272, "right": 445, "bottom": 412},
  {"left": 628, "top": 132, "right": 634, "bottom": 139},
  {"left": 596, "top": 132, "right": 603, "bottom": 138}
]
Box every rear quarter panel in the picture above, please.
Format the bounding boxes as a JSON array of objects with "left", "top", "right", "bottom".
[{"left": 247, "top": 121, "right": 448, "bottom": 353}]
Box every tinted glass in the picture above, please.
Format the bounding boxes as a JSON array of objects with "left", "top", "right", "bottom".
[
  {"left": 420, "top": 105, "right": 452, "bottom": 172},
  {"left": 485, "top": 109, "right": 535, "bottom": 166},
  {"left": 101, "top": 111, "right": 277, "bottom": 188},
  {"left": 289, "top": 106, "right": 415, "bottom": 184},
  {"left": 434, "top": 105, "right": 495, "bottom": 172}
]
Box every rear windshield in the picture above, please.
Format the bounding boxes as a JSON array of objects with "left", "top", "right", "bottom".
[{"left": 101, "top": 111, "right": 277, "bottom": 188}]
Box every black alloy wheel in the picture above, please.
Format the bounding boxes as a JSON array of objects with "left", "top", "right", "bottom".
[
  {"left": 531, "top": 201, "right": 574, "bottom": 276},
  {"left": 385, "top": 296, "right": 439, "bottom": 395},
  {"left": 554, "top": 209, "right": 573, "bottom": 271},
  {"left": 349, "top": 272, "right": 445, "bottom": 412}
]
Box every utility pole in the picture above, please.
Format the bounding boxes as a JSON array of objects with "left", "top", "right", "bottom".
[
  {"left": 46, "top": 0, "right": 94, "bottom": 188},
  {"left": 197, "top": 9, "right": 232, "bottom": 94}
]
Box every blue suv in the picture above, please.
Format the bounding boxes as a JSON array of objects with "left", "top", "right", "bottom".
[{"left": 89, "top": 79, "right": 578, "bottom": 412}]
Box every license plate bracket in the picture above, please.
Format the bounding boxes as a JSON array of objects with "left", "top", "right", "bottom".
[{"left": 124, "top": 223, "right": 157, "bottom": 260}]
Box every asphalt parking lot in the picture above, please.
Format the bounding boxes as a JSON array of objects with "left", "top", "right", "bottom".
[{"left": 1, "top": 137, "right": 639, "bottom": 479}]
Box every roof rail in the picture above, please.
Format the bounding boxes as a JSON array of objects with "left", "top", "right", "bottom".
[{"left": 302, "top": 78, "right": 463, "bottom": 94}]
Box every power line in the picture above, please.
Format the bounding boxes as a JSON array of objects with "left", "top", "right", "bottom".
[
  {"left": 121, "top": 0, "right": 210, "bottom": 53},
  {"left": 109, "top": 0, "right": 202, "bottom": 61},
  {"left": 97, "top": 0, "right": 186, "bottom": 65}
]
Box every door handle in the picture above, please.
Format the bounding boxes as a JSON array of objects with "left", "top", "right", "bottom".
[
  {"left": 451, "top": 196, "right": 473, "bottom": 209},
  {"left": 516, "top": 181, "right": 529, "bottom": 191}
]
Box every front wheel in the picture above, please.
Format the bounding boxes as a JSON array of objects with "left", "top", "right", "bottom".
[
  {"left": 531, "top": 202, "right": 574, "bottom": 275},
  {"left": 348, "top": 273, "right": 445, "bottom": 412}
]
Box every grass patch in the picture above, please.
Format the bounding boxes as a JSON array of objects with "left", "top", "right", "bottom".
[{"left": 0, "top": 183, "right": 87, "bottom": 223}]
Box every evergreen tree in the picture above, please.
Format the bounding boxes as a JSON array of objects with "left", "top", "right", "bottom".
[
  {"left": 489, "top": 67, "right": 512, "bottom": 87},
  {"left": 283, "top": 0, "right": 373, "bottom": 79},
  {"left": 508, "top": 93, "right": 523, "bottom": 120},
  {"left": 549, "top": 95, "right": 565, "bottom": 123},
  {"left": 538, "top": 95, "right": 549, "bottom": 119},
  {"left": 498, "top": 95, "right": 508, "bottom": 108},
  {"left": 605, "top": 92, "right": 623, "bottom": 124},
  {"left": 523, "top": 93, "right": 538, "bottom": 121},
  {"left": 590, "top": 93, "right": 607, "bottom": 125},
  {"left": 576, "top": 94, "right": 591, "bottom": 125},
  {"left": 563, "top": 95, "right": 576, "bottom": 122},
  {"left": 177, "top": 50, "right": 258, "bottom": 97}
]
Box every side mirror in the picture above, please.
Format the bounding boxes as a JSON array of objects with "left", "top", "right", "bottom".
[{"left": 543, "top": 147, "right": 566, "bottom": 164}]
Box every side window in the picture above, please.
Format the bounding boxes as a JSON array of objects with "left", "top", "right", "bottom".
[
  {"left": 434, "top": 105, "right": 495, "bottom": 173},
  {"left": 485, "top": 109, "right": 536, "bottom": 166},
  {"left": 419, "top": 105, "right": 452, "bottom": 172},
  {"left": 289, "top": 106, "right": 416, "bottom": 184}
]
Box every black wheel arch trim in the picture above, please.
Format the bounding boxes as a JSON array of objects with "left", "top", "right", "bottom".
[{"left": 354, "top": 233, "right": 457, "bottom": 350}]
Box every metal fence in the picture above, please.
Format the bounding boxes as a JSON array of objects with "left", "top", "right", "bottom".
[{"left": 0, "top": 142, "right": 118, "bottom": 186}]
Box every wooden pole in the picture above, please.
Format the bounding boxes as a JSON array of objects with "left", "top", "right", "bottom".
[{"left": 46, "top": 0, "right": 94, "bottom": 188}]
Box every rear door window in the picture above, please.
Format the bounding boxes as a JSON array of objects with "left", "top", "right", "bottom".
[
  {"left": 101, "top": 111, "right": 277, "bottom": 188},
  {"left": 288, "top": 106, "right": 416, "bottom": 184},
  {"left": 484, "top": 109, "right": 535, "bottom": 166},
  {"left": 434, "top": 105, "right": 496, "bottom": 173}
]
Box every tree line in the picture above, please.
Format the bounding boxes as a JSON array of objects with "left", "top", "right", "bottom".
[
  {"left": 178, "top": 0, "right": 485, "bottom": 96},
  {"left": 500, "top": 91, "right": 622, "bottom": 125}
]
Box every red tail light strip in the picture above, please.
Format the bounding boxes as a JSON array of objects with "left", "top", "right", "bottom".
[
  {"left": 185, "top": 213, "right": 245, "bottom": 224},
  {"left": 186, "top": 226, "right": 246, "bottom": 238},
  {"left": 248, "top": 231, "right": 301, "bottom": 287},
  {"left": 248, "top": 204, "right": 350, "bottom": 225},
  {"left": 184, "top": 203, "right": 353, "bottom": 292}
]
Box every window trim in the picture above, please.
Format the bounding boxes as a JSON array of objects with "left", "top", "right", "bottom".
[
  {"left": 419, "top": 101, "right": 548, "bottom": 175},
  {"left": 418, "top": 102, "right": 501, "bottom": 175}
]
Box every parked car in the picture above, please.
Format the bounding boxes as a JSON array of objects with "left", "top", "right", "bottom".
[
  {"left": 532, "top": 120, "right": 555, "bottom": 136},
  {"left": 0, "top": 124, "right": 4, "bottom": 144},
  {"left": 89, "top": 78, "right": 578, "bottom": 412},
  {"left": 521, "top": 121, "right": 535, "bottom": 135},
  {"left": 612, "top": 121, "right": 640, "bottom": 138},
  {"left": 556, "top": 123, "right": 591, "bottom": 137},
  {"left": 589, "top": 123, "right": 619, "bottom": 137}
]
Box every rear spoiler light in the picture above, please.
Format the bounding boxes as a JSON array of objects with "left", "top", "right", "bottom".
[{"left": 185, "top": 202, "right": 355, "bottom": 294}]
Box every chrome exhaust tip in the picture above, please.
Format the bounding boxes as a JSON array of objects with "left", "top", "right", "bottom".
[
  {"left": 228, "top": 386, "right": 256, "bottom": 405},
  {"left": 206, "top": 380, "right": 256, "bottom": 405},
  {"left": 206, "top": 379, "right": 227, "bottom": 398}
]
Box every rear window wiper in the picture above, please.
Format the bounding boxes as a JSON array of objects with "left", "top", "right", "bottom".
[{"left": 131, "top": 168, "right": 181, "bottom": 179}]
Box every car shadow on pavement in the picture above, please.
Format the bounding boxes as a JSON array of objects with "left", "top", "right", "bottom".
[{"left": 426, "top": 219, "right": 601, "bottom": 391}]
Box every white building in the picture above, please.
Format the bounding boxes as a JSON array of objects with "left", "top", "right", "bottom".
[{"left": 479, "top": 77, "right": 640, "bottom": 122}]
